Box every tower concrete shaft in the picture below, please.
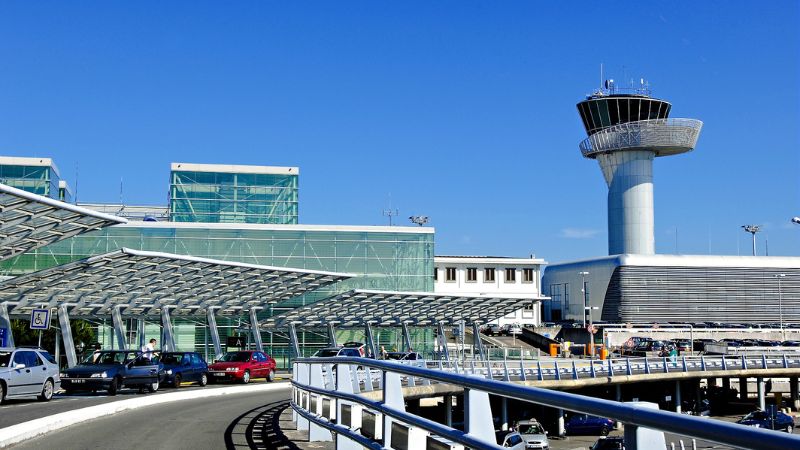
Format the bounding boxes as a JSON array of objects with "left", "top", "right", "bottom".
[{"left": 597, "top": 150, "right": 655, "bottom": 255}]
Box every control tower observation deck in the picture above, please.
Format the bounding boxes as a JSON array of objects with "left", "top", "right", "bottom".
[{"left": 577, "top": 81, "right": 702, "bottom": 255}]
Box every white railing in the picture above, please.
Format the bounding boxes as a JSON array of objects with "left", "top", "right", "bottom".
[{"left": 579, "top": 118, "right": 703, "bottom": 157}]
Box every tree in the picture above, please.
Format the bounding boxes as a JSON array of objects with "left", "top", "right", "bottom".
[{"left": 10, "top": 318, "right": 96, "bottom": 357}]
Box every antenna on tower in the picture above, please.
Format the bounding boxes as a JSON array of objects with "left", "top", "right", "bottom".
[{"left": 382, "top": 208, "right": 399, "bottom": 226}]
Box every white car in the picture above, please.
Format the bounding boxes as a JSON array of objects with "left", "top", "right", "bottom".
[{"left": 0, "top": 347, "right": 60, "bottom": 403}]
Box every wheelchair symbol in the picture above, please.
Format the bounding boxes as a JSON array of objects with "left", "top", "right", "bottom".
[{"left": 34, "top": 314, "right": 44, "bottom": 325}]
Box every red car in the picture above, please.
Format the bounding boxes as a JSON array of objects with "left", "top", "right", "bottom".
[{"left": 207, "top": 351, "right": 276, "bottom": 383}]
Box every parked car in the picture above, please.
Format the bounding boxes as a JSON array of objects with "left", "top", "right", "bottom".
[
  {"left": 589, "top": 436, "right": 625, "bottom": 450},
  {"left": 160, "top": 352, "right": 208, "bottom": 387},
  {"left": 508, "top": 324, "right": 523, "bottom": 336},
  {"left": 495, "top": 430, "right": 525, "bottom": 449},
  {"left": 60, "top": 350, "right": 161, "bottom": 395},
  {"left": 384, "top": 352, "right": 421, "bottom": 361},
  {"left": 516, "top": 419, "right": 549, "bottom": 449},
  {"left": 0, "top": 347, "right": 60, "bottom": 403},
  {"left": 672, "top": 340, "right": 692, "bottom": 352},
  {"left": 565, "top": 414, "right": 615, "bottom": 436},
  {"left": 341, "top": 342, "right": 368, "bottom": 357},
  {"left": 207, "top": 350, "right": 276, "bottom": 383},
  {"left": 312, "top": 347, "right": 363, "bottom": 358},
  {"left": 736, "top": 409, "right": 795, "bottom": 433},
  {"left": 484, "top": 324, "right": 502, "bottom": 336}
]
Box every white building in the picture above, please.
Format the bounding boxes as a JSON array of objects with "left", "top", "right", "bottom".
[{"left": 433, "top": 256, "right": 548, "bottom": 326}]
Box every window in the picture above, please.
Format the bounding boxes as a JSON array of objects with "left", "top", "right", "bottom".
[
  {"left": 445, "top": 267, "right": 456, "bottom": 282},
  {"left": 466, "top": 268, "right": 477, "bottom": 283},
  {"left": 523, "top": 268, "right": 535, "bottom": 283},
  {"left": 484, "top": 268, "right": 495, "bottom": 283},
  {"left": 505, "top": 268, "right": 516, "bottom": 283},
  {"left": 433, "top": 267, "right": 438, "bottom": 281}
]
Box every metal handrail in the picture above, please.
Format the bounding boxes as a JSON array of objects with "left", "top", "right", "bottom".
[
  {"left": 293, "top": 356, "right": 800, "bottom": 450},
  {"left": 579, "top": 118, "right": 703, "bottom": 157}
]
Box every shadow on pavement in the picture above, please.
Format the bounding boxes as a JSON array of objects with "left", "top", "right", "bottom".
[{"left": 225, "top": 399, "right": 300, "bottom": 450}]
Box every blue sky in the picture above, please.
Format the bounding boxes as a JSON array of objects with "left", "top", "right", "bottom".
[{"left": 0, "top": 2, "right": 797, "bottom": 262}]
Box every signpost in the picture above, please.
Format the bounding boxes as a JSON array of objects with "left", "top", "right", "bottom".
[{"left": 31, "top": 308, "right": 51, "bottom": 348}]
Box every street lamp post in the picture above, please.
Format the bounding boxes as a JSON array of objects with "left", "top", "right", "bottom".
[
  {"left": 741, "top": 225, "right": 761, "bottom": 256},
  {"left": 775, "top": 274, "right": 786, "bottom": 340},
  {"left": 580, "top": 271, "right": 590, "bottom": 328}
]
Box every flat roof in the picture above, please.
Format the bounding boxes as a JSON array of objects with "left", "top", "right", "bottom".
[
  {"left": 0, "top": 248, "right": 354, "bottom": 317},
  {"left": 546, "top": 253, "right": 800, "bottom": 270},
  {"left": 435, "top": 255, "right": 547, "bottom": 265},
  {"left": 0, "top": 183, "right": 126, "bottom": 261},
  {"left": 261, "top": 289, "right": 544, "bottom": 328},
  {"left": 0, "top": 156, "right": 60, "bottom": 178},
  {"left": 171, "top": 162, "right": 299, "bottom": 176}
]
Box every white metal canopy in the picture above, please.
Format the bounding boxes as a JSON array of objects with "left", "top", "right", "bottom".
[
  {"left": 0, "top": 183, "right": 127, "bottom": 261},
  {"left": 262, "top": 289, "right": 545, "bottom": 328},
  {"left": 0, "top": 248, "right": 355, "bottom": 317}
]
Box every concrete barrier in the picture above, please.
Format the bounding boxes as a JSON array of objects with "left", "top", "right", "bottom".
[{"left": 0, "top": 383, "right": 291, "bottom": 448}]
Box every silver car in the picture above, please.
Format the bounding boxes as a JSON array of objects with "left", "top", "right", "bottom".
[
  {"left": 517, "top": 419, "right": 549, "bottom": 449},
  {"left": 0, "top": 347, "right": 61, "bottom": 403}
]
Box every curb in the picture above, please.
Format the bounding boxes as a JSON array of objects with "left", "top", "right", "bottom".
[{"left": 0, "top": 383, "right": 291, "bottom": 448}]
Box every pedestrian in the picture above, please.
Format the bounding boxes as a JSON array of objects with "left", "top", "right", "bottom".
[
  {"left": 669, "top": 345, "right": 678, "bottom": 364},
  {"left": 142, "top": 338, "right": 157, "bottom": 360},
  {"left": 380, "top": 345, "right": 388, "bottom": 359}
]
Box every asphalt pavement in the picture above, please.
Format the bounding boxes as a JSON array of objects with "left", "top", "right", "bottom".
[
  {"left": 12, "top": 384, "right": 292, "bottom": 449},
  {"left": 0, "top": 374, "right": 291, "bottom": 430}
]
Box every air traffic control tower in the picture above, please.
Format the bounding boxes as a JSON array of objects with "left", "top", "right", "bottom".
[{"left": 577, "top": 81, "right": 703, "bottom": 255}]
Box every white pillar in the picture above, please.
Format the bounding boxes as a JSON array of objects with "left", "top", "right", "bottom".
[
  {"left": 206, "top": 308, "right": 222, "bottom": 360},
  {"left": 757, "top": 377, "right": 766, "bottom": 410},
  {"left": 111, "top": 306, "right": 127, "bottom": 350},
  {"left": 249, "top": 308, "right": 263, "bottom": 352},
  {"left": 161, "top": 307, "right": 176, "bottom": 352},
  {"left": 57, "top": 305, "right": 77, "bottom": 368}
]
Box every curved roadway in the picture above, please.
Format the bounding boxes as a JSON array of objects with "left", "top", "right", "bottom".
[{"left": 12, "top": 384, "right": 293, "bottom": 449}]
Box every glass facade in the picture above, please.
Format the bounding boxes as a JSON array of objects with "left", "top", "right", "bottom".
[
  {"left": 577, "top": 95, "right": 672, "bottom": 136},
  {"left": 0, "top": 161, "right": 60, "bottom": 198},
  {"left": 169, "top": 167, "right": 299, "bottom": 224},
  {"left": 0, "top": 223, "right": 435, "bottom": 367}
]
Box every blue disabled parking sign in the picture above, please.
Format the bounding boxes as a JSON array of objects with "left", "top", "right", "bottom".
[{"left": 30, "top": 309, "right": 51, "bottom": 330}]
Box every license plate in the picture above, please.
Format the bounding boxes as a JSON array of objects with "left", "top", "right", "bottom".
[
  {"left": 73, "top": 379, "right": 85, "bottom": 383},
  {"left": 213, "top": 373, "right": 225, "bottom": 377}
]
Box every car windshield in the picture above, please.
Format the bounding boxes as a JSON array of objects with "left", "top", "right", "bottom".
[
  {"left": 0, "top": 352, "right": 11, "bottom": 367},
  {"left": 82, "top": 351, "right": 137, "bottom": 365},
  {"left": 219, "top": 352, "right": 251, "bottom": 362},
  {"left": 743, "top": 411, "right": 770, "bottom": 421},
  {"left": 520, "top": 424, "right": 544, "bottom": 434},
  {"left": 385, "top": 353, "right": 406, "bottom": 360},
  {"left": 314, "top": 349, "right": 341, "bottom": 357},
  {"left": 161, "top": 353, "right": 184, "bottom": 364}
]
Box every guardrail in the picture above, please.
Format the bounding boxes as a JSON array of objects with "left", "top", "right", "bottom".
[
  {"left": 389, "top": 354, "right": 800, "bottom": 383},
  {"left": 291, "top": 356, "right": 800, "bottom": 450}
]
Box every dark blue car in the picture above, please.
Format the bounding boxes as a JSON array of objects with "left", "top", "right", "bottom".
[
  {"left": 160, "top": 352, "right": 208, "bottom": 387},
  {"left": 565, "top": 414, "right": 615, "bottom": 436},
  {"left": 60, "top": 350, "right": 162, "bottom": 395},
  {"left": 737, "top": 409, "right": 794, "bottom": 433}
]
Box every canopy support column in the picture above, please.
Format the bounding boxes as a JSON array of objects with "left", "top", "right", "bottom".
[
  {"left": 472, "top": 322, "right": 486, "bottom": 361},
  {"left": 0, "top": 302, "right": 14, "bottom": 348},
  {"left": 289, "top": 323, "right": 301, "bottom": 359},
  {"left": 401, "top": 322, "right": 412, "bottom": 352},
  {"left": 206, "top": 307, "right": 222, "bottom": 360},
  {"left": 249, "top": 308, "right": 263, "bottom": 353},
  {"left": 111, "top": 306, "right": 127, "bottom": 350},
  {"left": 161, "top": 307, "right": 176, "bottom": 352},
  {"left": 58, "top": 305, "right": 77, "bottom": 368},
  {"left": 327, "top": 323, "right": 338, "bottom": 347},
  {"left": 137, "top": 318, "right": 145, "bottom": 350},
  {"left": 365, "top": 322, "right": 377, "bottom": 359},
  {"left": 437, "top": 322, "right": 450, "bottom": 360}
]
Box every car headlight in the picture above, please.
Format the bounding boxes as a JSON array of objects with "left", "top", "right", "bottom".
[
  {"left": 226, "top": 367, "right": 239, "bottom": 372},
  {"left": 166, "top": 369, "right": 173, "bottom": 375},
  {"left": 59, "top": 372, "right": 68, "bottom": 378},
  {"left": 90, "top": 372, "right": 107, "bottom": 378}
]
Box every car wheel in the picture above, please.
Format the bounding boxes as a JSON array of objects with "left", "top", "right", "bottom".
[
  {"left": 148, "top": 380, "right": 159, "bottom": 393},
  {"left": 173, "top": 374, "right": 182, "bottom": 388},
  {"left": 38, "top": 379, "right": 54, "bottom": 402},
  {"left": 600, "top": 426, "right": 610, "bottom": 436},
  {"left": 108, "top": 377, "right": 120, "bottom": 396},
  {"left": 242, "top": 370, "right": 250, "bottom": 384},
  {"left": 0, "top": 381, "right": 5, "bottom": 404},
  {"left": 267, "top": 370, "right": 275, "bottom": 382},
  {"left": 787, "top": 425, "right": 793, "bottom": 433},
  {"left": 199, "top": 373, "right": 208, "bottom": 387}
]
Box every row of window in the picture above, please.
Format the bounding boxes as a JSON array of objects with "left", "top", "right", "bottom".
[{"left": 434, "top": 267, "right": 536, "bottom": 283}]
